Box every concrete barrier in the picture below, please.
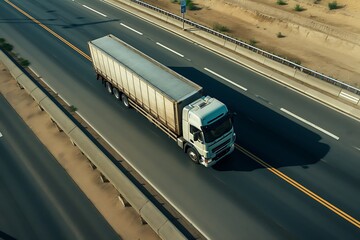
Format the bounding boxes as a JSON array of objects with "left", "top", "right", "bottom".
[{"left": 0, "top": 49, "right": 187, "bottom": 240}]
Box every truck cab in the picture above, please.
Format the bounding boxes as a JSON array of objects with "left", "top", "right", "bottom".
[{"left": 181, "top": 96, "right": 236, "bottom": 167}]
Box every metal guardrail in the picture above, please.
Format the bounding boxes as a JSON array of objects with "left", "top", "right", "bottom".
[{"left": 132, "top": 0, "right": 360, "bottom": 96}]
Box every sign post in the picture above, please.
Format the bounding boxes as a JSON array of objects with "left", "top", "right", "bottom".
[{"left": 180, "top": 0, "right": 186, "bottom": 30}]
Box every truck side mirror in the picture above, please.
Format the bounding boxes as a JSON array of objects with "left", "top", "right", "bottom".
[{"left": 193, "top": 131, "right": 200, "bottom": 141}]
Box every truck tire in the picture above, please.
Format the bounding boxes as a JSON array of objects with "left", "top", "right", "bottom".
[
  {"left": 113, "top": 88, "right": 120, "bottom": 100},
  {"left": 121, "top": 94, "right": 130, "bottom": 108},
  {"left": 187, "top": 147, "right": 199, "bottom": 164},
  {"left": 106, "top": 82, "right": 112, "bottom": 94}
]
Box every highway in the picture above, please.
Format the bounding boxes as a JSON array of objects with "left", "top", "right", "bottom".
[
  {"left": 0, "top": 94, "right": 120, "bottom": 240},
  {"left": 0, "top": 0, "right": 359, "bottom": 238}
]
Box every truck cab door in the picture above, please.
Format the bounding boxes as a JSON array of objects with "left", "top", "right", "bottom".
[{"left": 189, "top": 125, "right": 205, "bottom": 154}]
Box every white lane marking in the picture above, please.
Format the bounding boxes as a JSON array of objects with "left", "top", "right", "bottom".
[
  {"left": 58, "top": 94, "right": 71, "bottom": 107},
  {"left": 0, "top": 132, "right": 2, "bottom": 138},
  {"left": 82, "top": 5, "right": 107, "bottom": 17},
  {"left": 354, "top": 146, "right": 360, "bottom": 151},
  {"left": 38, "top": 77, "right": 58, "bottom": 94},
  {"left": 29, "top": 67, "right": 40, "bottom": 78},
  {"left": 339, "top": 91, "right": 359, "bottom": 103},
  {"left": 204, "top": 67, "right": 247, "bottom": 91},
  {"left": 280, "top": 108, "right": 340, "bottom": 140},
  {"left": 156, "top": 42, "right": 184, "bottom": 57},
  {"left": 120, "top": 23, "right": 143, "bottom": 35}
]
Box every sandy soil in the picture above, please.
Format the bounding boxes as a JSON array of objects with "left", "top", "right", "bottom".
[
  {"left": 0, "top": 62, "right": 159, "bottom": 240},
  {"left": 143, "top": 0, "right": 360, "bottom": 87}
]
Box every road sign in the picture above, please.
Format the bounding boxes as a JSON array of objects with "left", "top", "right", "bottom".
[
  {"left": 180, "top": 0, "right": 186, "bottom": 13},
  {"left": 181, "top": 5, "right": 186, "bottom": 13}
]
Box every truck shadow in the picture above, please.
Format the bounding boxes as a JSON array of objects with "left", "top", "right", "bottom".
[
  {"left": 0, "top": 230, "right": 17, "bottom": 240},
  {"left": 170, "top": 66, "right": 330, "bottom": 172}
]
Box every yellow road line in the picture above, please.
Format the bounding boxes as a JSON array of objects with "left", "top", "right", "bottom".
[
  {"left": 5, "top": 0, "right": 360, "bottom": 230},
  {"left": 236, "top": 144, "right": 360, "bottom": 228},
  {"left": 5, "top": 0, "right": 92, "bottom": 62}
]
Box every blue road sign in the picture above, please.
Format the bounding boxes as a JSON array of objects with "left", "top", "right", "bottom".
[{"left": 180, "top": 0, "right": 186, "bottom": 13}]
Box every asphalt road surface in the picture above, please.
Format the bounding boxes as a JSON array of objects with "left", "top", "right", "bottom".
[
  {"left": 0, "top": 94, "right": 119, "bottom": 240},
  {"left": 0, "top": 0, "right": 359, "bottom": 239}
]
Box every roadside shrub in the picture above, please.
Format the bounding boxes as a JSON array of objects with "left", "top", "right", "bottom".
[
  {"left": 277, "top": 32, "right": 286, "bottom": 38},
  {"left": 69, "top": 105, "right": 78, "bottom": 112},
  {"left": 249, "top": 39, "right": 258, "bottom": 46},
  {"left": 213, "top": 23, "right": 230, "bottom": 33},
  {"left": 18, "top": 57, "right": 30, "bottom": 67},
  {"left": 187, "top": 1, "right": 199, "bottom": 10},
  {"left": 328, "top": 1, "right": 338, "bottom": 10},
  {"left": 2, "top": 43, "right": 14, "bottom": 52},
  {"left": 0, "top": 38, "right": 5, "bottom": 44},
  {"left": 171, "top": 0, "right": 200, "bottom": 10},
  {"left": 276, "top": 0, "right": 287, "bottom": 5},
  {"left": 294, "top": 4, "right": 305, "bottom": 11}
]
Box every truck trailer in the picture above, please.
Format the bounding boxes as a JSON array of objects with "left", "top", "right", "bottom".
[{"left": 88, "top": 34, "right": 235, "bottom": 167}]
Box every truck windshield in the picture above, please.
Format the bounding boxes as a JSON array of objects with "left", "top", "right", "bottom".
[{"left": 201, "top": 114, "right": 232, "bottom": 143}]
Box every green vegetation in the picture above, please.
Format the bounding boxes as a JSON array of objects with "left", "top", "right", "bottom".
[
  {"left": 328, "top": 1, "right": 339, "bottom": 10},
  {"left": 249, "top": 39, "right": 258, "bottom": 46},
  {"left": 0, "top": 38, "right": 14, "bottom": 52},
  {"left": 0, "top": 38, "right": 31, "bottom": 66},
  {"left": 276, "top": 0, "right": 287, "bottom": 5},
  {"left": 213, "top": 23, "right": 230, "bottom": 33},
  {"left": 170, "top": 0, "right": 200, "bottom": 10},
  {"left": 294, "top": 4, "right": 305, "bottom": 11},
  {"left": 18, "top": 57, "right": 30, "bottom": 67},
  {"left": 69, "top": 105, "right": 78, "bottom": 112},
  {"left": 277, "top": 32, "right": 286, "bottom": 38}
]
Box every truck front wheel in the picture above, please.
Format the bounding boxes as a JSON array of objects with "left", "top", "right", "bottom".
[
  {"left": 187, "top": 147, "right": 199, "bottom": 164},
  {"left": 121, "top": 94, "right": 130, "bottom": 108}
]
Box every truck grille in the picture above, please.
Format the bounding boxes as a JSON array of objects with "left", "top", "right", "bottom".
[
  {"left": 212, "top": 139, "right": 230, "bottom": 153},
  {"left": 213, "top": 147, "right": 231, "bottom": 161}
]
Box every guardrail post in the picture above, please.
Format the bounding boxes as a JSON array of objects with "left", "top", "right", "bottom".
[
  {"left": 117, "top": 194, "right": 130, "bottom": 207},
  {"left": 100, "top": 173, "right": 109, "bottom": 183},
  {"left": 140, "top": 216, "right": 147, "bottom": 225},
  {"left": 16, "top": 81, "right": 24, "bottom": 89},
  {"left": 88, "top": 160, "right": 97, "bottom": 170}
]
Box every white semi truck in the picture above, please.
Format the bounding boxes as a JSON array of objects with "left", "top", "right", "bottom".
[{"left": 88, "top": 35, "right": 235, "bottom": 167}]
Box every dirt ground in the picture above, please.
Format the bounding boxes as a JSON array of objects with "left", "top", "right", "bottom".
[
  {"left": 143, "top": 0, "right": 360, "bottom": 88},
  {"left": 0, "top": 62, "right": 159, "bottom": 239}
]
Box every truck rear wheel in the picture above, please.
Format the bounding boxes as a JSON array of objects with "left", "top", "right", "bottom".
[
  {"left": 187, "top": 147, "right": 199, "bottom": 164},
  {"left": 113, "top": 88, "right": 120, "bottom": 100},
  {"left": 105, "top": 82, "right": 112, "bottom": 94},
  {"left": 121, "top": 94, "right": 130, "bottom": 108}
]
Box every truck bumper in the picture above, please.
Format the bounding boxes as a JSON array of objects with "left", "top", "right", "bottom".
[{"left": 201, "top": 144, "right": 235, "bottom": 167}]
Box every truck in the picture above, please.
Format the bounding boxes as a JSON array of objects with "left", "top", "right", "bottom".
[{"left": 88, "top": 34, "right": 235, "bottom": 167}]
